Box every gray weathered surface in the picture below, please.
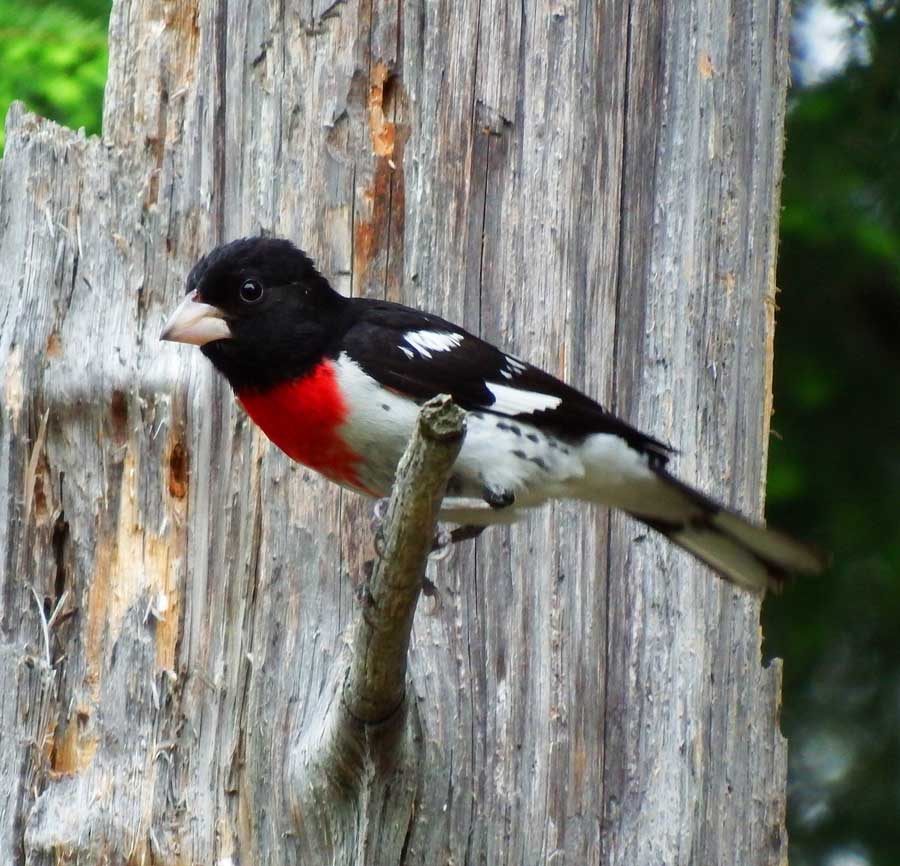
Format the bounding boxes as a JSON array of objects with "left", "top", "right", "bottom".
[{"left": 0, "top": 0, "right": 790, "bottom": 863}]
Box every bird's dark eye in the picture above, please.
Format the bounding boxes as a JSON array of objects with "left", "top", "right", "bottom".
[{"left": 239, "top": 279, "right": 264, "bottom": 304}]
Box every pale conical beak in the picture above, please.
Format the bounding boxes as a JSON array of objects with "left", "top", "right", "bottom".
[{"left": 160, "top": 293, "right": 232, "bottom": 345}]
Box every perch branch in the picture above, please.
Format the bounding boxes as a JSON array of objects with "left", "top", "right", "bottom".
[{"left": 343, "top": 394, "right": 466, "bottom": 723}]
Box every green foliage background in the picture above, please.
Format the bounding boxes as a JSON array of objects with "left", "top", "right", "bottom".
[
  {"left": 763, "top": 4, "right": 900, "bottom": 865},
  {"left": 0, "top": 0, "right": 108, "bottom": 149},
  {"left": 0, "top": 1, "right": 896, "bottom": 864}
]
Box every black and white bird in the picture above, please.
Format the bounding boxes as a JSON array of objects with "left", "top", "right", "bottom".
[{"left": 160, "top": 236, "right": 824, "bottom": 593}]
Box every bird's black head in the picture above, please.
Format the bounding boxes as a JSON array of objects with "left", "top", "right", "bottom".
[{"left": 160, "top": 237, "right": 347, "bottom": 392}]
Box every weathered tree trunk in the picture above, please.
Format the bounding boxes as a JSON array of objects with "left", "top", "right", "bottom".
[{"left": 0, "top": 1, "right": 790, "bottom": 864}]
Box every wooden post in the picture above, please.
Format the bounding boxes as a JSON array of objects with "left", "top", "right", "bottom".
[{"left": 0, "top": 1, "right": 790, "bottom": 863}]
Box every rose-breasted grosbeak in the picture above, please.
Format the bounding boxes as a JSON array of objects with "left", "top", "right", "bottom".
[{"left": 161, "top": 236, "right": 823, "bottom": 593}]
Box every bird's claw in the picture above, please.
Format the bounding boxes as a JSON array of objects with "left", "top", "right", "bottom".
[
  {"left": 370, "top": 497, "right": 390, "bottom": 533},
  {"left": 421, "top": 576, "right": 443, "bottom": 616},
  {"left": 428, "top": 527, "right": 454, "bottom": 561},
  {"left": 373, "top": 527, "right": 387, "bottom": 558},
  {"left": 355, "top": 561, "right": 376, "bottom": 607}
]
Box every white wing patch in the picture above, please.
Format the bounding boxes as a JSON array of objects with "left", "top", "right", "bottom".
[
  {"left": 485, "top": 382, "right": 562, "bottom": 415},
  {"left": 403, "top": 329, "right": 464, "bottom": 359},
  {"left": 504, "top": 355, "right": 528, "bottom": 373}
]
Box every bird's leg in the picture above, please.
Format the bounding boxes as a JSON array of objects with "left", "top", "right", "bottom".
[
  {"left": 422, "top": 524, "right": 487, "bottom": 612},
  {"left": 449, "top": 524, "right": 488, "bottom": 544},
  {"left": 368, "top": 497, "right": 486, "bottom": 609},
  {"left": 429, "top": 523, "right": 486, "bottom": 555}
]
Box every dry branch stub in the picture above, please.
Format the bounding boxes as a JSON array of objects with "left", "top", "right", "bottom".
[
  {"left": 288, "top": 396, "right": 466, "bottom": 859},
  {"left": 344, "top": 395, "right": 466, "bottom": 725}
]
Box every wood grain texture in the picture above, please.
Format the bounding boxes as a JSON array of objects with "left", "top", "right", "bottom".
[{"left": 0, "top": 1, "right": 790, "bottom": 863}]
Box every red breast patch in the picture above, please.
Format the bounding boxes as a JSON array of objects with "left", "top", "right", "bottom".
[{"left": 238, "top": 360, "right": 365, "bottom": 490}]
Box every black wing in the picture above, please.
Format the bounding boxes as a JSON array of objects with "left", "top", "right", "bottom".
[{"left": 333, "top": 299, "right": 673, "bottom": 463}]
